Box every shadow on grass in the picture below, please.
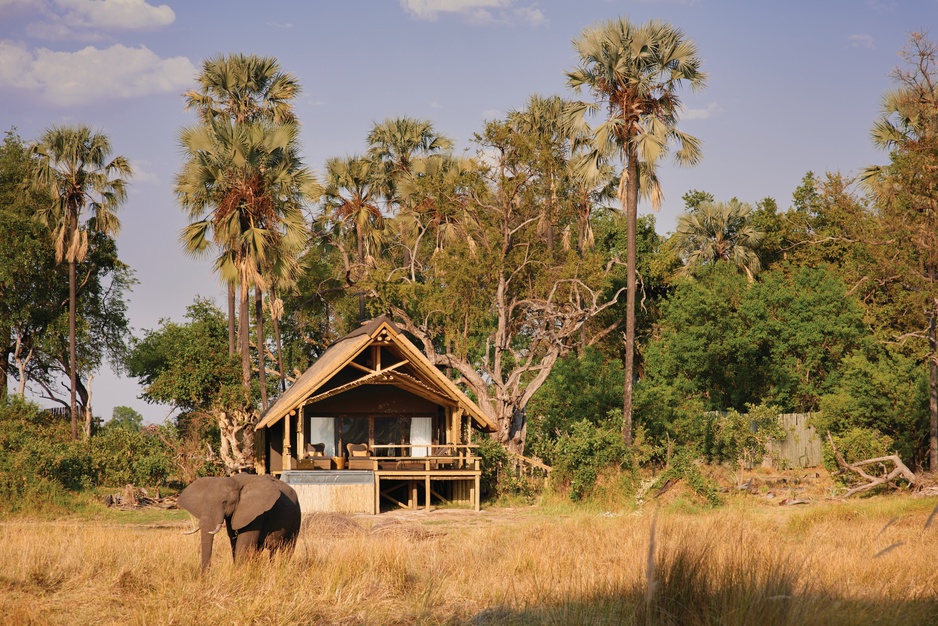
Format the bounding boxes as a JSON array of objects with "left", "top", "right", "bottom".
[{"left": 467, "top": 527, "right": 938, "bottom": 626}]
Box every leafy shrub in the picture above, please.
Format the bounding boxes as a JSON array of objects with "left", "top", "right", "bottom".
[
  {"left": 0, "top": 397, "right": 180, "bottom": 514},
  {"left": 707, "top": 403, "right": 784, "bottom": 469},
  {"left": 476, "top": 435, "right": 542, "bottom": 503},
  {"left": 0, "top": 398, "right": 93, "bottom": 513},
  {"left": 651, "top": 448, "right": 722, "bottom": 507},
  {"left": 90, "top": 425, "right": 175, "bottom": 487},
  {"left": 822, "top": 426, "right": 896, "bottom": 478},
  {"left": 549, "top": 410, "right": 637, "bottom": 502},
  {"left": 526, "top": 348, "right": 624, "bottom": 464}
]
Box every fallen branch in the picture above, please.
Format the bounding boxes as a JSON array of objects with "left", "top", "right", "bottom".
[{"left": 827, "top": 432, "right": 917, "bottom": 496}]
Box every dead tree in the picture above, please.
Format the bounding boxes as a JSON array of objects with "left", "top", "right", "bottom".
[{"left": 827, "top": 432, "right": 918, "bottom": 496}]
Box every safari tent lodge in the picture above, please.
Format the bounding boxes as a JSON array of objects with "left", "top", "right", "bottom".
[{"left": 254, "top": 316, "right": 496, "bottom": 514}]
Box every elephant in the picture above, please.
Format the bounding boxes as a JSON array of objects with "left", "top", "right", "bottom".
[{"left": 177, "top": 473, "right": 302, "bottom": 572}]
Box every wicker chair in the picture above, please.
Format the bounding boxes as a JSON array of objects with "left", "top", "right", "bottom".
[{"left": 346, "top": 443, "right": 375, "bottom": 470}]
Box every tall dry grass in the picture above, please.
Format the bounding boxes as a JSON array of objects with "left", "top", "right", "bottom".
[{"left": 1, "top": 498, "right": 936, "bottom": 625}]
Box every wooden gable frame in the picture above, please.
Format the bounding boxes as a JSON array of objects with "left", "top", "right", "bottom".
[{"left": 254, "top": 316, "right": 495, "bottom": 474}]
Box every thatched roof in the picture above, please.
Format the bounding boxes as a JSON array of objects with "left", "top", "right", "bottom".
[{"left": 255, "top": 316, "right": 496, "bottom": 432}]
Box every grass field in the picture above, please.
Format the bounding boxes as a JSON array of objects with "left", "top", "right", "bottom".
[{"left": 1, "top": 496, "right": 936, "bottom": 625}]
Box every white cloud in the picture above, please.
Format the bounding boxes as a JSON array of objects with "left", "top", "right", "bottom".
[
  {"left": 400, "top": 0, "right": 545, "bottom": 26},
  {"left": 0, "top": 40, "right": 195, "bottom": 106},
  {"left": 683, "top": 102, "right": 723, "bottom": 120},
  {"left": 130, "top": 160, "right": 158, "bottom": 184},
  {"left": 847, "top": 34, "right": 875, "bottom": 50},
  {"left": 54, "top": 0, "right": 174, "bottom": 30}
]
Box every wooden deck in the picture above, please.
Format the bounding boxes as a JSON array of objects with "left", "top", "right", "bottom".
[{"left": 280, "top": 453, "right": 481, "bottom": 514}]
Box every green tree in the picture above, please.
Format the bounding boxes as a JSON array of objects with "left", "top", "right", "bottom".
[
  {"left": 367, "top": 116, "right": 452, "bottom": 206},
  {"left": 526, "top": 347, "right": 624, "bottom": 463},
  {"left": 818, "top": 348, "right": 928, "bottom": 467},
  {"left": 673, "top": 199, "right": 764, "bottom": 280},
  {"left": 861, "top": 33, "right": 938, "bottom": 471},
  {"left": 366, "top": 108, "right": 623, "bottom": 454},
  {"left": 0, "top": 130, "right": 57, "bottom": 400},
  {"left": 567, "top": 17, "right": 706, "bottom": 446},
  {"left": 106, "top": 405, "right": 143, "bottom": 431},
  {"left": 26, "top": 125, "right": 131, "bottom": 439},
  {"left": 318, "top": 155, "right": 386, "bottom": 321},
  {"left": 126, "top": 298, "right": 245, "bottom": 471}
]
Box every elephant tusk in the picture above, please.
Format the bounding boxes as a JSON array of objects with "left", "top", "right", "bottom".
[
  {"left": 207, "top": 522, "right": 225, "bottom": 535},
  {"left": 181, "top": 526, "right": 201, "bottom": 535}
]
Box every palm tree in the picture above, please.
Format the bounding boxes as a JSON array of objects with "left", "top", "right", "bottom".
[
  {"left": 185, "top": 53, "right": 300, "bottom": 125},
  {"left": 567, "top": 17, "right": 706, "bottom": 445},
  {"left": 176, "top": 118, "right": 312, "bottom": 393},
  {"left": 367, "top": 117, "right": 452, "bottom": 205},
  {"left": 673, "top": 200, "right": 764, "bottom": 280},
  {"left": 320, "top": 156, "right": 385, "bottom": 320},
  {"left": 184, "top": 53, "right": 302, "bottom": 357},
  {"left": 27, "top": 125, "right": 131, "bottom": 439}
]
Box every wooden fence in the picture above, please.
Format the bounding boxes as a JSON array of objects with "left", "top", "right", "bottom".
[{"left": 764, "top": 413, "right": 823, "bottom": 469}]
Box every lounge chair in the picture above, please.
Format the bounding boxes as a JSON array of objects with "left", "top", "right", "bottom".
[{"left": 346, "top": 443, "right": 375, "bottom": 470}]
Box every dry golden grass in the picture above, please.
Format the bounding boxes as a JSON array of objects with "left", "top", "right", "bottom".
[{"left": 1, "top": 497, "right": 936, "bottom": 625}]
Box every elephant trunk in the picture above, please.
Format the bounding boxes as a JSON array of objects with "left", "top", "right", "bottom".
[{"left": 199, "top": 527, "right": 215, "bottom": 573}]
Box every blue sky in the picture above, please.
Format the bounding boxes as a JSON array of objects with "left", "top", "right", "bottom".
[{"left": 0, "top": 0, "right": 934, "bottom": 423}]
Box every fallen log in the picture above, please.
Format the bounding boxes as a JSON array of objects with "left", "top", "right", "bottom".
[{"left": 827, "top": 432, "right": 917, "bottom": 497}]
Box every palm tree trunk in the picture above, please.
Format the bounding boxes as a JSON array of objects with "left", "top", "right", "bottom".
[
  {"left": 239, "top": 281, "right": 251, "bottom": 394},
  {"left": 270, "top": 290, "right": 287, "bottom": 393},
  {"left": 228, "top": 283, "right": 236, "bottom": 356},
  {"left": 622, "top": 147, "right": 639, "bottom": 448},
  {"left": 69, "top": 255, "right": 79, "bottom": 440},
  {"left": 255, "top": 286, "right": 267, "bottom": 411}
]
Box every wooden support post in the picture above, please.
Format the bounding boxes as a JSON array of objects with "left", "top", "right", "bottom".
[
  {"left": 474, "top": 474, "right": 480, "bottom": 512},
  {"left": 283, "top": 411, "right": 292, "bottom": 470},
  {"left": 374, "top": 473, "right": 380, "bottom": 514},
  {"left": 297, "top": 410, "right": 305, "bottom": 462},
  {"left": 425, "top": 474, "right": 431, "bottom": 511}
]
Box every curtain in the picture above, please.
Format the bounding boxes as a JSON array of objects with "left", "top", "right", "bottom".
[
  {"left": 410, "top": 417, "right": 432, "bottom": 457},
  {"left": 309, "top": 417, "right": 336, "bottom": 457}
]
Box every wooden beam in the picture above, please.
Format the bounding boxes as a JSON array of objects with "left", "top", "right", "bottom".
[{"left": 304, "top": 361, "right": 408, "bottom": 404}]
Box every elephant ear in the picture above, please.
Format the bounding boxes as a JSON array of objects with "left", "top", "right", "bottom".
[
  {"left": 230, "top": 476, "right": 281, "bottom": 531},
  {"left": 178, "top": 477, "right": 238, "bottom": 530}
]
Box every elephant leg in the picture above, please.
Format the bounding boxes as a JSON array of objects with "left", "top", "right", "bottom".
[
  {"left": 227, "top": 522, "right": 237, "bottom": 561},
  {"left": 233, "top": 529, "right": 262, "bottom": 562}
]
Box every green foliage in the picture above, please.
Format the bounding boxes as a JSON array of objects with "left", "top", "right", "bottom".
[
  {"left": 0, "top": 398, "right": 180, "bottom": 515},
  {"left": 549, "top": 410, "right": 636, "bottom": 502},
  {"left": 643, "top": 264, "right": 867, "bottom": 414},
  {"left": 105, "top": 405, "right": 143, "bottom": 431},
  {"left": 89, "top": 425, "right": 174, "bottom": 487},
  {"left": 476, "top": 435, "right": 540, "bottom": 503},
  {"left": 126, "top": 298, "right": 243, "bottom": 412},
  {"left": 652, "top": 448, "right": 723, "bottom": 507},
  {"left": 526, "top": 348, "right": 624, "bottom": 463},
  {"left": 707, "top": 403, "right": 785, "bottom": 469},
  {"left": 822, "top": 427, "right": 896, "bottom": 478},
  {"left": 0, "top": 398, "right": 91, "bottom": 513},
  {"left": 817, "top": 349, "right": 927, "bottom": 466}
]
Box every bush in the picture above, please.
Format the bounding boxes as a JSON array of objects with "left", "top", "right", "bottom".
[
  {"left": 90, "top": 425, "right": 175, "bottom": 487},
  {"left": 550, "top": 410, "right": 638, "bottom": 502},
  {"left": 0, "top": 398, "right": 93, "bottom": 513},
  {"left": 0, "top": 397, "right": 180, "bottom": 514},
  {"left": 822, "top": 426, "right": 896, "bottom": 478},
  {"left": 651, "top": 448, "right": 723, "bottom": 507},
  {"left": 476, "top": 435, "right": 542, "bottom": 503}
]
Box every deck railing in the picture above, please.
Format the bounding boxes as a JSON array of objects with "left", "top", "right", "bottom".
[{"left": 294, "top": 443, "right": 480, "bottom": 472}]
